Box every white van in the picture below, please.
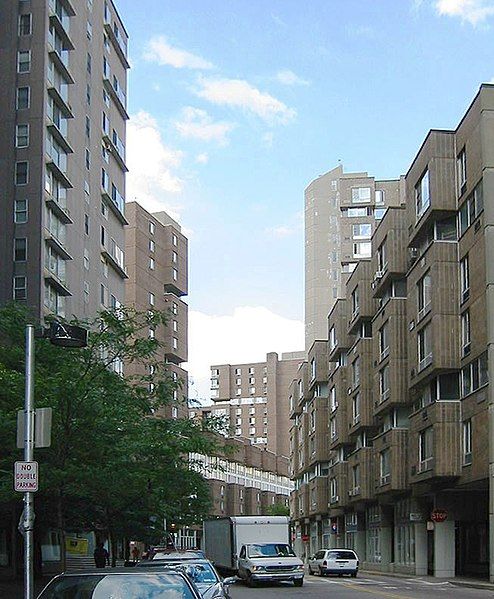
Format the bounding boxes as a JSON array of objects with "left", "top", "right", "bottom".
[{"left": 308, "top": 548, "right": 359, "bottom": 577}]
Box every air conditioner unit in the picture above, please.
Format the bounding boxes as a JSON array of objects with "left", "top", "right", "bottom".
[{"left": 374, "top": 270, "right": 383, "bottom": 280}]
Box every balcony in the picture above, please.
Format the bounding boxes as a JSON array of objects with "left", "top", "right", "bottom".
[
  {"left": 101, "top": 244, "right": 128, "bottom": 279},
  {"left": 328, "top": 299, "right": 353, "bottom": 362},
  {"left": 309, "top": 477, "right": 328, "bottom": 516},
  {"left": 49, "top": 12, "right": 74, "bottom": 51},
  {"left": 47, "top": 85, "right": 73, "bottom": 118},
  {"left": 43, "top": 268, "right": 71, "bottom": 296},
  {"left": 101, "top": 187, "right": 128, "bottom": 225},
  {"left": 409, "top": 401, "right": 461, "bottom": 485},
  {"left": 347, "top": 447, "right": 374, "bottom": 504},
  {"left": 373, "top": 428, "right": 408, "bottom": 496},
  {"left": 103, "top": 133, "right": 128, "bottom": 172},
  {"left": 46, "top": 158, "right": 72, "bottom": 189},
  {"left": 46, "top": 116, "right": 73, "bottom": 154},
  {"left": 104, "top": 22, "right": 130, "bottom": 69},
  {"left": 47, "top": 45, "right": 74, "bottom": 84},
  {"left": 103, "top": 77, "right": 129, "bottom": 120},
  {"left": 44, "top": 228, "right": 72, "bottom": 261},
  {"left": 44, "top": 192, "right": 72, "bottom": 225}
]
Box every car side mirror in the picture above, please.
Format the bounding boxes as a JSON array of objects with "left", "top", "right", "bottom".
[{"left": 223, "top": 577, "right": 236, "bottom": 585}]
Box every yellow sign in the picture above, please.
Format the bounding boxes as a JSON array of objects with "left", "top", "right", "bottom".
[{"left": 66, "top": 537, "right": 89, "bottom": 556}]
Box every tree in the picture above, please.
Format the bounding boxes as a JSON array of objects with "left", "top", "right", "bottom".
[
  {"left": 0, "top": 304, "right": 225, "bottom": 569},
  {"left": 266, "top": 503, "right": 290, "bottom": 516}
]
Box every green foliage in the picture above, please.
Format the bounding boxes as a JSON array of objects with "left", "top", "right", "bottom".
[
  {"left": 0, "top": 303, "right": 224, "bottom": 542},
  {"left": 266, "top": 503, "right": 290, "bottom": 516}
]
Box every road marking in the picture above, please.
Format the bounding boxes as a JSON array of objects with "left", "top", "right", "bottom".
[{"left": 338, "top": 581, "right": 414, "bottom": 599}]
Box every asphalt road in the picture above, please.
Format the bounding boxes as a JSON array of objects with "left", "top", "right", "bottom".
[{"left": 229, "top": 572, "right": 494, "bottom": 598}]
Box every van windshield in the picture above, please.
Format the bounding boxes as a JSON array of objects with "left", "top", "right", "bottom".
[{"left": 247, "top": 544, "right": 295, "bottom": 558}]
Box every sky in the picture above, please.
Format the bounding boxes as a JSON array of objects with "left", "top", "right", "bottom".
[{"left": 116, "top": 0, "right": 494, "bottom": 402}]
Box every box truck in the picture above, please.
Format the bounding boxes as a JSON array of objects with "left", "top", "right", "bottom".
[{"left": 203, "top": 516, "right": 304, "bottom": 587}]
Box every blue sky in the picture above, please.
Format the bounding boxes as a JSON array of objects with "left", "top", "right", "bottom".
[{"left": 116, "top": 0, "right": 494, "bottom": 401}]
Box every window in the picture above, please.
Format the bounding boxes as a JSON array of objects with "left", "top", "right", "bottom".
[
  {"left": 353, "top": 223, "right": 372, "bottom": 239},
  {"left": 461, "top": 352, "right": 488, "bottom": 397},
  {"left": 19, "top": 14, "right": 32, "bottom": 35},
  {"left": 459, "top": 180, "right": 483, "bottom": 236},
  {"left": 16, "top": 124, "right": 29, "bottom": 147},
  {"left": 100, "top": 284, "right": 108, "bottom": 306},
  {"left": 100, "top": 225, "right": 106, "bottom": 246},
  {"left": 14, "top": 238, "right": 27, "bottom": 262},
  {"left": 417, "top": 272, "right": 431, "bottom": 317},
  {"left": 86, "top": 83, "right": 91, "bottom": 105},
  {"left": 351, "top": 187, "right": 371, "bottom": 204},
  {"left": 84, "top": 214, "right": 89, "bottom": 235},
  {"left": 172, "top": 233, "right": 178, "bottom": 246},
  {"left": 149, "top": 257, "right": 155, "bottom": 270},
  {"left": 86, "top": 52, "right": 92, "bottom": 74},
  {"left": 17, "top": 50, "right": 31, "bottom": 73},
  {"left": 415, "top": 169, "right": 430, "bottom": 218},
  {"left": 172, "top": 251, "right": 178, "bottom": 263},
  {"left": 380, "top": 449, "right": 390, "bottom": 483},
  {"left": 15, "top": 161, "right": 28, "bottom": 185},
  {"left": 377, "top": 241, "right": 387, "bottom": 272},
  {"left": 352, "top": 393, "right": 360, "bottom": 424},
  {"left": 419, "top": 427, "right": 433, "bottom": 466},
  {"left": 85, "top": 148, "right": 91, "bottom": 170},
  {"left": 149, "top": 221, "right": 155, "bottom": 235},
  {"left": 461, "top": 310, "right": 471, "bottom": 355},
  {"left": 351, "top": 287, "right": 359, "bottom": 317},
  {"left": 101, "top": 168, "right": 109, "bottom": 191},
  {"left": 346, "top": 207, "right": 368, "bottom": 217},
  {"left": 13, "top": 276, "right": 27, "bottom": 300},
  {"left": 149, "top": 239, "right": 155, "bottom": 252},
  {"left": 353, "top": 242, "right": 371, "bottom": 258},
  {"left": 148, "top": 292, "right": 155, "bottom": 306},
  {"left": 352, "top": 464, "right": 360, "bottom": 490},
  {"left": 379, "top": 322, "right": 389, "bottom": 359},
  {"left": 460, "top": 255, "right": 469, "bottom": 303},
  {"left": 418, "top": 325, "right": 432, "bottom": 370},
  {"left": 375, "top": 189, "right": 385, "bottom": 204},
  {"left": 463, "top": 419, "right": 472, "bottom": 464},
  {"left": 330, "top": 386, "right": 337, "bottom": 411},
  {"left": 173, "top": 268, "right": 178, "bottom": 281},
  {"left": 375, "top": 207, "right": 386, "bottom": 220},
  {"left": 86, "top": 20, "right": 92, "bottom": 39},
  {"left": 14, "top": 199, "right": 28, "bottom": 223},
  {"left": 352, "top": 357, "right": 360, "bottom": 388},
  {"left": 83, "top": 249, "right": 89, "bottom": 270},
  {"left": 172, "top": 302, "right": 178, "bottom": 315},
  {"left": 379, "top": 365, "right": 389, "bottom": 401},
  {"left": 457, "top": 148, "right": 466, "bottom": 195},
  {"left": 330, "top": 417, "right": 337, "bottom": 439},
  {"left": 16, "top": 86, "right": 30, "bottom": 109},
  {"left": 173, "top": 337, "right": 178, "bottom": 350},
  {"left": 173, "top": 320, "right": 178, "bottom": 332}
]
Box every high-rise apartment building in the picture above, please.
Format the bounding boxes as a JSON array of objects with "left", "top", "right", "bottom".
[
  {"left": 125, "top": 201, "right": 189, "bottom": 418},
  {"left": 0, "top": 0, "right": 129, "bottom": 319},
  {"left": 203, "top": 352, "right": 304, "bottom": 457},
  {"left": 290, "top": 84, "right": 494, "bottom": 580},
  {"left": 305, "top": 166, "right": 402, "bottom": 351}
]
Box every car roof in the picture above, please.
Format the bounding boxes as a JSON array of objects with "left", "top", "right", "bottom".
[
  {"left": 139, "top": 558, "right": 212, "bottom": 567},
  {"left": 58, "top": 568, "right": 190, "bottom": 576}
]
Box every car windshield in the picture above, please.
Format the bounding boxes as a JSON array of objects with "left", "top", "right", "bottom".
[
  {"left": 38, "top": 573, "right": 197, "bottom": 598},
  {"left": 247, "top": 544, "right": 295, "bottom": 558},
  {"left": 327, "top": 550, "right": 357, "bottom": 560},
  {"left": 147, "top": 562, "right": 218, "bottom": 584}
]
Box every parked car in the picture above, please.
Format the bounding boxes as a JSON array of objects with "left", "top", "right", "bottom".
[
  {"left": 137, "top": 558, "right": 235, "bottom": 598},
  {"left": 308, "top": 548, "right": 359, "bottom": 577},
  {"left": 151, "top": 550, "right": 205, "bottom": 561},
  {"left": 36, "top": 568, "right": 203, "bottom": 598}
]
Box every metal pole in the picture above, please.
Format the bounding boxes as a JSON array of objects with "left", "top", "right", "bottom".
[{"left": 24, "top": 325, "right": 35, "bottom": 599}]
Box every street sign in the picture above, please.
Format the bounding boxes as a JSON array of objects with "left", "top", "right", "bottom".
[
  {"left": 16, "top": 407, "right": 52, "bottom": 448},
  {"left": 301, "top": 534, "right": 309, "bottom": 543},
  {"left": 14, "top": 461, "right": 38, "bottom": 492},
  {"left": 430, "top": 509, "right": 447, "bottom": 523}
]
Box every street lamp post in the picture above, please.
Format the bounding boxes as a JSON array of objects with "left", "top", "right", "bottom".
[{"left": 19, "top": 322, "right": 87, "bottom": 599}]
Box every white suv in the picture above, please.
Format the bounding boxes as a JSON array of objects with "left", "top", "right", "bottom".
[{"left": 308, "top": 548, "right": 359, "bottom": 577}]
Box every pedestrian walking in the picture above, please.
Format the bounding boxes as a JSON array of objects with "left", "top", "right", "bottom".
[
  {"left": 131, "top": 546, "right": 140, "bottom": 562},
  {"left": 94, "top": 542, "right": 110, "bottom": 568}
]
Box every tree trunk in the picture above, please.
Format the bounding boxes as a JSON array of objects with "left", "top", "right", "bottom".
[{"left": 57, "top": 495, "right": 66, "bottom": 573}]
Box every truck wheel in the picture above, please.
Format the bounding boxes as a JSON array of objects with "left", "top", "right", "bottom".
[
  {"left": 294, "top": 579, "right": 304, "bottom": 587},
  {"left": 247, "top": 573, "right": 257, "bottom": 588}
]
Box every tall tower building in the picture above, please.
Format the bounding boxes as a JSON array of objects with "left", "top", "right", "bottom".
[
  {"left": 304, "top": 166, "right": 402, "bottom": 351},
  {"left": 0, "top": 0, "right": 129, "bottom": 320},
  {"left": 125, "top": 202, "right": 189, "bottom": 418}
]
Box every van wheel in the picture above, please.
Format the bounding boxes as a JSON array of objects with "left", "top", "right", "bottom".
[
  {"left": 294, "top": 579, "right": 303, "bottom": 587},
  {"left": 351, "top": 572, "right": 357, "bottom": 578},
  {"left": 318, "top": 566, "right": 324, "bottom": 576},
  {"left": 247, "top": 573, "right": 257, "bottom": 588}
]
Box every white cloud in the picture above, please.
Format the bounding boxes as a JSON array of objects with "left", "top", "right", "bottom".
[
  {"left": 264, "top": 211, "right": 303, "bottom": 239},
  {"left": 195, "top": 152, "right": 209, "bottom": 164},
  {"left": 276, "top": 69, "right": 309, "bottom": 86},
  {"left": 194, "top": 76, "right": 296, "bottom": 124},
  {"left": 186, "top": 307, "right": 304, "bottom": 403},
  {"left": 174, "top": 107, "right": 235, "bottom": 146},
  {"left": 126, "top": 111, "right": 184, "bottom": 218},
  {"left": 144, "top": 35, "right": 214, "bottom": 70},
  {"left": 435, "top": 0, "right": 494, "bottom": 24}
]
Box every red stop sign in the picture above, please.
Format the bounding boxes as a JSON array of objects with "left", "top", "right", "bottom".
[{"left": 431, "top": 509, "right": 447, "bottom": 523}]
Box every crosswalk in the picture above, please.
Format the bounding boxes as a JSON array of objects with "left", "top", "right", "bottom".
[{"left": 305, "top": 574, "right": 451, "bottom": 591}]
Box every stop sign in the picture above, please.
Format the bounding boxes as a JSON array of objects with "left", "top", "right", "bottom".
[{"left": 431, "top": 509, "right": 447, "bottom": 523}]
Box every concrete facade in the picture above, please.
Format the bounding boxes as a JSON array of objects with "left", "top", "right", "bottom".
[
  {"left": 201, "top": 352, "right": 305, "bottom": 457},
  {"left": 0, "top": 0, "right": 129, "bottom": 320},
  {"left": 291, "top": 85, "right": 494, "bottom": 580},
  {"left": 305, "top": 166, "right": 402, "bottom": 351},
  {"left": 125, "top": 201, "right": 189, "bottom": 419}
]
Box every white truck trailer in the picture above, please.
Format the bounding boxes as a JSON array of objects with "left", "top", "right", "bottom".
[{"left": 203, "top": 516, "right": 304, "bottom": 587}]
